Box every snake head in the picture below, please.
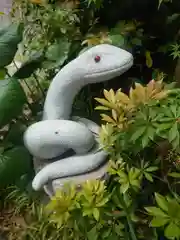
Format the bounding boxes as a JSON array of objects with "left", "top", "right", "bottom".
[{"left": 76, "top": 44, "right": 133, "bottom": 82}]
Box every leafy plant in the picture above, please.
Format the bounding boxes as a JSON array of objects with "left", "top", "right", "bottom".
[{"left": 146, "top": 193, "right": 180, "bottom": 239}]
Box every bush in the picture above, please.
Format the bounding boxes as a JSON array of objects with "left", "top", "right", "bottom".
[
  {"left": 44, "top": 76, "right": 180, "bottom": 239},
  {"left": 1, "top": 1, "right": 180, "bottom": 239}
]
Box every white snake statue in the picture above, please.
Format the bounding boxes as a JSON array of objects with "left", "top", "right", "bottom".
[{"left": 23, "top": 44, "right": 133, "bottom": 196}]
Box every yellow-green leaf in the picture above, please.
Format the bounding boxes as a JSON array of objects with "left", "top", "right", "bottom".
[
  {"left": 95, "top": 97, "right": 115, "bottom": 109},
  {"left": 101, "top": 114, "right": 115, "bottom": 123},
  {"left": 144, "top": 172, "right": 153, "bottom": 182},
  {"left": 168, "top": 172, "right": 180, "bottom": 178},
  {"left": 112, "top": 109, "right": 117, "bottom": 121},
  {"left": 93, "top": 208, "right": 100, "bottom": 221},
  {"left": 165, "top": 222, "right": 180, "bottom": 239},
  {"left": 116, "top": 90, "right": 130, "bottom": 104},
  {"left": 145, "top": 207, "right": 168, "bottom": 217},
  {"left": 150, "top": 217, "right": 169, "bottom": 227},
  {"left": 155, "top": 193, "right": 168, "bottom": 212},
  {"left": 95, "top": 106, "right": 109, "bottom": 111},
  {"left": 120, "top": 183, "right": 129, "bottom": 193},
  {"left": 145, "top": 50, "right": 153, "bottom": 68}
]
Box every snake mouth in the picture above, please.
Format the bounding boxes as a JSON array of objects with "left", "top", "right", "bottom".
[{"left": 85, "top": 58, "right": 133, "bottom": 78}]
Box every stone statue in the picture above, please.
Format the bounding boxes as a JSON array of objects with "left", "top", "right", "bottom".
[{"left": 23, "top": 44, "right": 133, "bottom": 196}]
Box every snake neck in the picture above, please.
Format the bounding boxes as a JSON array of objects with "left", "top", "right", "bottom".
[{"left": 42, "top": 63, "right": 84, "bottom": 120}]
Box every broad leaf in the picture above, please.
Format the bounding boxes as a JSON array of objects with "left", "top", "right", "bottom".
[
  {"left": 146, "top": 166, "right": 158, "bottom": 172},
  {"left": 0, "top": 23, "right": 23, "bottom": 68},
  {"left": 93, "top": 208, "right": 100, "bottom": 221},
  {"left": 0, "top": 78, "right": 26, "bottom": 127},
  {"left": 145, "top": 207, "right": 168, "bottom": 217},
  {"left": 144, "top": 172, "right": 153, "bottom": 182},
  {"left": 169, "top": 123, "right": 178, "bottom": 142},
  {"left": 0, "top": 68, "right": 6, "bottom": 79},
  {"left": 145, "top": 51, "right": 153, "bottom": 68},
  {"left": 168, "top": 172, "right": 180, "bottom": 178},
  {"left": 155, "top": 193, "right": 168, "bottom": 212},
  {"left": 87, "top": 226, "right": 98, "bottom": 240},
  {"left": 4, "top": 122, "right": 26, "bottom": 145},
  {"left": 167, "top": 199, "right": 180, "bottom": 218},
  {"left": 45, "top": 38, "right": 71, "bottom": 68},
  {"left": 130, "top": 126, "right": 146, "bottom": 142},
  {"left": 13, "top": 51, "right": 45, "bottom": 79},
  {"left": 120, "top": 183, "right": 129, "bottom": 193},
  {"left": 150, "top": 217, "right": 169, "bottom": 227},
  {"left": 109, "top": 35, "right": 125, "bottom": 48},
  {"left": 0, "top": 147, "right": 32, "bottom": 187},
  {"left": 165, "top": 222, "right": 180, "bottom": 239}
]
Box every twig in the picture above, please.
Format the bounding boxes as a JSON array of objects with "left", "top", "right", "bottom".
[
  {"left": 13, "top": 60, "right": 34, "bottom": 96},
  {"left": 117, "top": 189, "right": 138, "bottom": 240},
  {"left": 12, "top": 60, "right": 34, "bottom": 112},
  {"left": 6, "top": 70, "right": 12, "bottom": 78},
  {"left": 32, "top": 73, "right": 45, "bottom": 98}
]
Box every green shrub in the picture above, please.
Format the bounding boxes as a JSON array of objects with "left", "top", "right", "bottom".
[{"left": 44, "top": 77, "right": 180, "bottom": 239}]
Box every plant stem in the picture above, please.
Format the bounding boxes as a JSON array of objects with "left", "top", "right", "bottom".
[
  {"left": 6, "top": 70, "right": 11, "bottom": 78},
  {"left": 12, "top": 60, "right": 34, "bottom": 112},
  {"left": 32, "top": 73, "right": 45, "bottom": 98},
  {"left": 117, "top": 189, "right": 137, "bottom": 240},
  {"left": 126, "top": 214, "right": 138, "bottom": 240},
  {"left": 12, "top": 60, "right": 34, "bottom": 96},
  {"left": 23, "top": 80, "right": 35, "bottom": 96}
]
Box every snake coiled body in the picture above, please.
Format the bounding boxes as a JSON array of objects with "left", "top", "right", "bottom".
[{"left": 23, "top": 44, "right": 133, "bottom": 194}]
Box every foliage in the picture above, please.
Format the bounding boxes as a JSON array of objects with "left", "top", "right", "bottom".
[
  {"left": 145, "top": 193, "right": 180, "bottom": 239},
  {"left": 93, "top": 77, "right": 180, "bottom": 239},
  {"left": 0, "top": 79, "right": 26, "bottom": 128},
  {"left": 15, "top": 78, "right": 180, "bottom": 240},
  {"left": 0, "top": 23, "right": 35, "bottom": 189},
  {"left": 0, "top": 147, "right": 32, "bottom": 188},
  {"left": 14, "top": 78, "right": 179, "bottom": 240},
  {"left": 0, "top": 22, "right": 23, "bottom": 68},
  {"left": 1, "top": 0, "right": 180, "bottom": 239}
]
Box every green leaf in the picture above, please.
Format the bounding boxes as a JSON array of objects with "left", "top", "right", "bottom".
[
  {"left": 169, "top": 123, "right": 178, "bottom": 142},
  {"left": 171, "top": 133, "right": 180, "bottom": 149},
  {"left": 0, "top": 78, "right": 26, "bottom": 127},
  {"left": 109, "top": 35, "right": 125, "bottom": 47},
  {"left": 95, "top": 106, "right": 109, "bottom": 110},
  {"left": 13, "top": 51, "right": 45, "bottom": 79},
  {"left": 167, "top": 199, "right": 180, "bottom": 218},
  {"left": 144, "top": 172, "right": 153, "bottom": 182},
  {"left": 114, "top": 223, "right": 124, "bottom": 236},
  {"left": 93, "top": 208, "right": 100, "bottom": 221},
  {"left": 0, "top": 68, "right": 6, "bottom": 80},
  {"left": 0, "top": 146, "right": 32, "bottom": 187},
  {"left": 102, "top": 228, "right": 111, "bottom": 238},
  {"left": 150, "top": 217, "right": 169, "bottom": 227},
  {"left": 145, "top": 207, "right": 168, "bottom": 217},
  {"left": 4, "top": 122, "right": 26, "bottom": 145},
  {"left": 168, "top": 172, "right": 180, "bottom": 178},
  {"left": 96, "top": 197, "right": 109, "bottom": 207},
  {"left": 167, "top": 14, "right": 180, "bottom": 24},
  {"left": 87, "top": 226, "right": 98, "bottom": 240},
  {"left": 120, "top": 183, "right": 129, "bottom": 193},
  {"left": 146, "top": 166, "right": 158, "bottom": 172},
  {"left": 0, "top": 23, "right": 23, "bottom": 68},
  {"left": 45, "top": 38, "right": 71, "bottom": 68},
  {"left": 158, "top": 0, "right": 163, "bottom": 9},
  {"left": 145, "top": 50, "right": 153, "bottom": 68},
  {"left": 155, "top": 193, "right": 168, "bottom": 212},
  {"left": 142, "top": 134, "right": 150, "bottom": 148},
  {"left": 130, "top": 126, "right": 146, "bottom": 142},
  {"left": 165, "top": 222, "right": 180, "bottom": 239}
]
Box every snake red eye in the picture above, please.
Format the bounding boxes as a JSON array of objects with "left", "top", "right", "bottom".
[{"left": 94, "top": 55, "right": 101, "bottom": 62}]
